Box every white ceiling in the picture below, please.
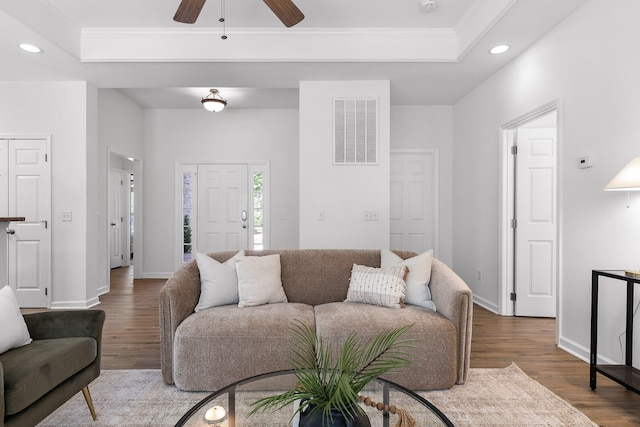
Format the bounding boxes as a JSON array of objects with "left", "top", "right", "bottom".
[{"left": 0, "top": 0, "right": 589, "bottom": 108}]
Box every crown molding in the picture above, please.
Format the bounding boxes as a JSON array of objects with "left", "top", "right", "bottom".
[{"left": 81, "top": 27, "right": 459, "bottom": 63}]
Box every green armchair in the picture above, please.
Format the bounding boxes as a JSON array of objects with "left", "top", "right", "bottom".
[{"left": 0, "top": 309, "right": 105, "bottom": 427}]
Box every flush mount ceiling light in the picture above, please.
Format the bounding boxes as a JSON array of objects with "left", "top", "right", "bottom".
[
  {"left": 201, "top": 89, "right": 227, "bottom": 112},
  {"left": 18, "top": 43, "right": 42, "bottom": 53},
  {"left": 419, "top": 0, "right": 437, "bottom": 12},
  {"left": 489, "top": 45, "right": 510, "bottom": 55}
]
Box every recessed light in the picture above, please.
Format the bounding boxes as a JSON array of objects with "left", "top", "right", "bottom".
[
  {"left": 18, "top": 43, "right": 42, "bottom": 53},
  {"left": 489, "top": 45, "right": 510, "bottom": 55}
]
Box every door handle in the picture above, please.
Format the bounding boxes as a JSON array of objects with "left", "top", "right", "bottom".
[
  {"left": 6, "top": 228, "right": 15, "bottom": 234},
  {"left": 111, "top": 223, "right": 117, "bottom": 226},
  {"left": 241, "top": 210, "right": 247, "bottom": 221}
]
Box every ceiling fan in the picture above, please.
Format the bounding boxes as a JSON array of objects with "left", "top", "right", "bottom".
[{"left": 173, "top": 0, "right": 304, "bottom": 28}]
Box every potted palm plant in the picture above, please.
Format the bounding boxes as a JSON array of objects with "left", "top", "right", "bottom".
[{"left": 249, "top": 321, "right": 415, "bottom": 427}]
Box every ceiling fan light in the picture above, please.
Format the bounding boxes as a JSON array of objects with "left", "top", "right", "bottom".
[{"left": 201, "top": 89, "right": 227, "bottom": 112}]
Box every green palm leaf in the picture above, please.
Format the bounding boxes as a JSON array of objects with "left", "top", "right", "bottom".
[{"left": 249, "top": 320, "right": 415, "bottom": 424}]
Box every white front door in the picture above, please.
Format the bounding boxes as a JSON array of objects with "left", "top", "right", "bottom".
[
  {"left": 390, "top": 150, "right": 438, "bottom": 254},
  {"left": 109, "top": 169, "right": 124, "bottom": 269},
  {"left": 197, "top": 164, "right": 249, "bottom": 252},
  {"left": 514, "top": 128, "right": 557, "bottom": 317},
  {"left": 0, "top": 141, "right": 7, "bottom": 216},
  {"left": 6, "top": 139, "right": 51, "bottom": 308}
]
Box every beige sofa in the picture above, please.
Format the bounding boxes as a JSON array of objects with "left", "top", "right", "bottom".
[{"left": 160, "top": 249, "right": 473, "bottom": 391}]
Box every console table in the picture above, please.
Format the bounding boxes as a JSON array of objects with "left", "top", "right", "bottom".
[
  {"left": 0, "top": 217, "right": 25, "bottom": 288},
  {"left": 590, "top": 270, "right": 640, "bottom": 393}
]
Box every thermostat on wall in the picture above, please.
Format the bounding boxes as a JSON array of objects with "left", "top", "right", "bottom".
[{"left": 578, "top": 156, "right": 592, "bottom": 169}]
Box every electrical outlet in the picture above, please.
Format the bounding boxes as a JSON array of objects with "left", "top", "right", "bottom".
[
  {"left": 363, "top": 211, "right": 379, "bottom": 221},
  {"left": 61, "top": 210, "right": 72, "bottom": 221}
]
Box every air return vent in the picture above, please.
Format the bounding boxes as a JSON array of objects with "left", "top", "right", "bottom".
[{"left": 334, "top": 98, "right": 377, "bottom": 164}]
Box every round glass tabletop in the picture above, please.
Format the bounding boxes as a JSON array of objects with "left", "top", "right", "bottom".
[{"left": 176, "top": 370, "right": 453, "bottom": 426}]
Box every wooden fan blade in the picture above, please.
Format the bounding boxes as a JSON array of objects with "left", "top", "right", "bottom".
[
  {"left": 173, "top": 0, "right": 206, "bottom": 24},
  {"left": 263, "top": 0, "right": 305, "bottom": 27}
]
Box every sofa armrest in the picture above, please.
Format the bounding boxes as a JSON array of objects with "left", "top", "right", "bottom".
[
  {"left": 159, "top": 260, "right": 202, "bottom": 384},
  {"left": 23, "top": 310, "right": 106, "bottom": 377},
  {"left": 23, "top": 310, "right": 105, "bottom": 342},
  {"left": 429, "top": 258, "right": 473, "bottom": 384}
]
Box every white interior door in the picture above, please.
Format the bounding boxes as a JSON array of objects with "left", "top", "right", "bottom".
[
  {"left": 0, "top": 140, "right": 7, "bottom": 216},
  {"left": 390, "top": 150, "right": 438, "bottom": 254},
  {"left": 514, "top": 128, "right": 557, "bottom": 317},
  {"left": 197, "top": 164, "right": 249, "bottom": 252},
  {"left": 109, "top": 169, "right": 124, "bottom": 269},
  {"left": 7, "top": 138, "right": 51, "bottom": 308}
]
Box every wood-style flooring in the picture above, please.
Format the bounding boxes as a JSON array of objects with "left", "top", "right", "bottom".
[{"left": 25, "top": 266, "right": 640, "bottom": 425}]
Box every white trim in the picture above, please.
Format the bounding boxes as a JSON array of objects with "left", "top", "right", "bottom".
[{"left": 498, "top": 99, "right": 563, "bottom": 338}]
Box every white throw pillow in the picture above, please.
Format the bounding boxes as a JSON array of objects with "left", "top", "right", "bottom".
[
  {"left": 381, "top": 249, "right": 436, "bottom": 311},
  {"left": 236, "top": 254, "right": 288, "bottom": 307},
  {"left": 345, "top": 264, "right": 407, "bottom": 309},
  {"left": 0, "top": 285, "right": 32, "bottom": 354},
  {"left": 194, "top": 251, "right": 245, "bottom": 311}
]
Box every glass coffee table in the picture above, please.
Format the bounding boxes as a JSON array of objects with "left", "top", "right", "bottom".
[{"left": 176, "top": 370, "right": 453, "bottom": 426}]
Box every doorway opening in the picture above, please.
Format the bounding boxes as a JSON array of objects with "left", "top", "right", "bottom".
[
  {"left": 107, "top": 150, "right": 142, "bottom": 292},
  {"left": 499, "top": 101, "right": 561, "bottom": 326}
]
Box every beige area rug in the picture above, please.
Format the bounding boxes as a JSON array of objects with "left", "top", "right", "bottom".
[{"left": 39, "top": 363, "right": 596, "bottom": 427}]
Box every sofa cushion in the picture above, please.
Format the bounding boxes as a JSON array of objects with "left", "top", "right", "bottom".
[
  {"left": 381, "top": 249, "right": 436, "bottom": 311},
  {"left": 345, "top": 264, "right": 407, "bottom": 309},
  {"left": 0, "top": 337, "right": 97, "bottom": 415},
  {"left": 194, "top": 250, "right": 244, "bottom": 311},
  {"left": 173, "top": 303, "right": 314, "bottom": 391},
  {"left": 314, "top": 302, "right": 458, "bottom": 390},
  {"left": 236, "top": 254, "right": 288, "bottom": 307},
  {"left": 0, "top": 285, "right": 32, "bottom": 354}
]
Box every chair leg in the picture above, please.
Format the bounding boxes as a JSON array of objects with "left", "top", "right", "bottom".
[{"left": 81, "top": 386, "right": 98, "bottom": 421}]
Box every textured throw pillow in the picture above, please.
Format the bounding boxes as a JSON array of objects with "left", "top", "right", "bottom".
[
  {"left": 345, "top": 264, "right": 407, "bottom": 309},
  {"left": 236, "top": 254, "right": 288, "bottom": 307},
  {"left": 381, "top": 249, "right": 436, "bottom": 311},
  {"left": 194, "top": 251, "right": 245, "bottom": 311},
  {"left": 0, "top": 285, "right": 32, "bottom": 354}
]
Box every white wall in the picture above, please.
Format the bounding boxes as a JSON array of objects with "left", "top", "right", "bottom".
[
  {"left": 452, "top": 0, "right": 640, "bottom": 364},
  {"left": 391, "top": 105, "right": 453, "bottom": 266},
  {"left": 143, "top": 108, "right": 299, "bottom": 277},
  {"left": 0, "top": 81, "right": 98, "bottom": 308},
  {"left": 97, "top": 89, "right": 144, "bottom": 291},
  {"left": 299, "top": 81, "right": 391, "bottom": 249}
]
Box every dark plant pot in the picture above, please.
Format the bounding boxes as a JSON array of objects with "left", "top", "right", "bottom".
[{"left": 299, "top": 403, "right": 371, "bottom": 427}]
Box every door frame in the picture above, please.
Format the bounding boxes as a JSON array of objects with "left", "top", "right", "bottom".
[
  {"left": 108, "top": 167, "right": 131, "bottom": 269},
  {"left": 106, "top": 148, "right": 143, "bottom": 291},
  {"left": 498, "top": 99, "right": 563, "bottom": 331},
  {"left": 174, "top": 161, "right": 270, "bottom": 270},
  {"left": 1, "top": 134, "right": 52, "bottom": 308}
]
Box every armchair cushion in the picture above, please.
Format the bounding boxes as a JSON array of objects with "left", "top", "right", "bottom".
[{"left": 1, "top": 337, "right": 97, "bottom": 415}]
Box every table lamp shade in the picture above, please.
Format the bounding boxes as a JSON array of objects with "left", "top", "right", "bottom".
[{"left": 604, "top": 157, "right": 640, "bottom": 191}]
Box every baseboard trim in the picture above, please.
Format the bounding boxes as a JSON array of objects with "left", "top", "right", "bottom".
[
  {"left": 51, "top": 296, "right": 101, "bottom": 310},
  {"left": 143, "top": 272, "right": 173, "bottom": 279},
  {"left": 472, "top": 295, "right": 499, "bottom": 314}
]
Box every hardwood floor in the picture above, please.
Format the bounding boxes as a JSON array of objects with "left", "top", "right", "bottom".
[{"left": 27, "top": 266, "right": 640, "bottom": 425}]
